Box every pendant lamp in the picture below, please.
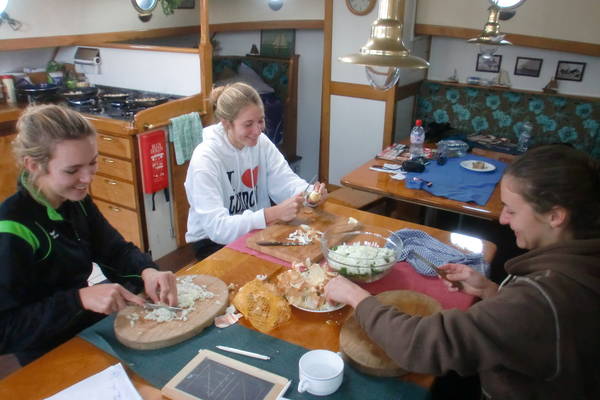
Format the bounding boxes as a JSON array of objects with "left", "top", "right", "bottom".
[{"left": 338, "top": 0, "right": 429, "bottom": 91}]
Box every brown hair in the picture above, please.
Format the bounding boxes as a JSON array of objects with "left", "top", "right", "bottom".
[
  {"left": 12, "top": 104, "right": 96, "bottom": 183},
  {"left": 209, "top": 82, "right": 264, "bottom": 124},
  {"left": 505, "top": 144, "right": 600, "bottom": 239}
]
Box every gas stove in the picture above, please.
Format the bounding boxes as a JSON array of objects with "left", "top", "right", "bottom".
[{"left": 62, "top": 86, "right": 180, "bottom": 121}]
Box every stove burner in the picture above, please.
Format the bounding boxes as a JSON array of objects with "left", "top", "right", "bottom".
[{"left": 67, "top": 97, "right": 97, "bottom": 107}]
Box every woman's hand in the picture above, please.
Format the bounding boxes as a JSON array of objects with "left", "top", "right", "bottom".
[
  {"left": 141, "top": 268, "right": 178, "bottom": 306},
  {"left": 438, "top": 263, "right": 499, "bottom": 299},
  {"left": 325, "top": 276, "right": 371, "bottom": 309},
  {"left": 305, "top": 182, "right": 328, "bottom": 207},
  {"left": 79, "top": 283, "right": 145, "bottom": 314},
  {"left": 265, "top": 194, "right": 304, "bottom": 224}
]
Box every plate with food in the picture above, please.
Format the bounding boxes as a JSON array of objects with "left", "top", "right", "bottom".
[
  {"left": 292, "top": 301, "right": 345, "bottom": 313},
  {"left": 460, "top": 160, "right": 496, "bottom": 172},
  {"left": 276, "top": 259, "right": 344, "bottom": 313}
]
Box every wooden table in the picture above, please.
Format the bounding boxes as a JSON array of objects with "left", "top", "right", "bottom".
[
  {"left": 0, "top": 203, "right": 496, "bottom": 399},
  {"left": 341, "top": 158, "right": 504, "bottom": 221}
]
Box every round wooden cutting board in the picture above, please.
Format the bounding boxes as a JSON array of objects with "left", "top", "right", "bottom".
[
  {"left": 114, "top": 274, "right": 229, "bottom": 350},
  {"left": 340, "top": 290, "right": 442, "bottom": 377}
]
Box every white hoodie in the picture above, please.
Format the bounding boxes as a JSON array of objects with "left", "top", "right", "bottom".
[{"left": 184, "top": 122, "right": 308, "bottom": 244}]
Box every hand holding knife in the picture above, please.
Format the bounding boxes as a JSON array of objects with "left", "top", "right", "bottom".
[{"left": 410, "top": 251, "right": 463, "bottom": 290}]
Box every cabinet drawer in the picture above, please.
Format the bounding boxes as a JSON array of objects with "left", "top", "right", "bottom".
[
  {"left": 91, "top": 176, "right": 137, "bottom": 210},
  {"left": 96, "top": 155, "right": 134, "bottom": 182},
  {"left": 95, "top": 199, "right": 143, "bottom": 249},
  {"left": 97, "top": 134, "right": 132, "bottom": 159}
]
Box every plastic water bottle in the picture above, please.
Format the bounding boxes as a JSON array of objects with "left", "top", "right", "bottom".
[
  {"left": 409, "top": 119, "right": 425, "bottom": 159},
  {"left": 517, "top": 122, "right": 533, "bottom": 153}
]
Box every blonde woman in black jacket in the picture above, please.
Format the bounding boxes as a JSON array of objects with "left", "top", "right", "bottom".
[{"left": 0, "top": 105, "right": 177, "bottom": 365}]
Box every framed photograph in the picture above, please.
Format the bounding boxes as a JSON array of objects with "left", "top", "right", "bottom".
[
  {"left": 555, "top": 61, "right": 586, "bottom": 82},
  {"left": 475, "top": 54, "right": 502, "bottom": 73},
  {"left": 514, "top": 57, "right": 543, "bottom": 77},
  {"left": 177, "top": 0, "right": 195, "bottom": 9},
  {"left": 260, "top": 29, "right": 295, "bottom": 58}
]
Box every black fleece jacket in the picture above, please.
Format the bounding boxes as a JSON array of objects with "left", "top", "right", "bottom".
[{"left": 0, "top": 187, "right": 156, "bottom": 363}]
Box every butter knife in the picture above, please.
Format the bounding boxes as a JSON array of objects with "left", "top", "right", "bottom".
[
  {"left": 410, "top": 251, "right": 463, "bottom": 290},
  {"left": 256, "top": 240, "right": 309, "bottom": 246}
]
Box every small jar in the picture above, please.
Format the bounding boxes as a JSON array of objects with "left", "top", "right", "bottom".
[{"left": 1, "top": 75, "right": 17, "bottom": 105}]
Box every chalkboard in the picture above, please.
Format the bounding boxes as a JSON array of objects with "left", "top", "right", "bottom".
[{"left": 162, "top": 350, "right": 291, "bottom": 400}]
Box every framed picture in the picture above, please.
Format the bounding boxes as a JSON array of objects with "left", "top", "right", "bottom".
[
  {"left": 475, "top": 54, "right": 502, "bottom": 73},
  {"left": 514, "top": 57, "right": 543, "bottom": 77},
  {"left": 260, "top": 29, "right": 295, "bottom": 58},
  {"left": 555, "top": 61, "right": 586, "bottom": 82},
  {"left": 177, "top": 0, "right": 195, "bottom": 9}
]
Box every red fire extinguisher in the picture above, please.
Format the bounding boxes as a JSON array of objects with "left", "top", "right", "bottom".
[{"left": 138, "top": 129, "right": 169, "bottom": 195}]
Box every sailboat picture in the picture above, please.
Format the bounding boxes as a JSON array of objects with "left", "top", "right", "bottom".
[{"left": 260, "top": 29, "right": 295, "bottom": 58}]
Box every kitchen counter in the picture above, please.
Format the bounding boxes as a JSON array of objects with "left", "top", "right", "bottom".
[{"left": 0, "top": 103, "right": 23, "bottom": 126}]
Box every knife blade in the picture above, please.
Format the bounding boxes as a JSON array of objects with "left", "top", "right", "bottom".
[
  {"left": 410, "top": 251, "right": 463, "bottom": 290},
  {"left": 143, "top": 302, "right": 184, "bottom": 312},
  {"left": 256, "top": 240, "right": 310, "bottom": 246}
]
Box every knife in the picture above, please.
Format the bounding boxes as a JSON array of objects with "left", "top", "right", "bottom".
[
  {"left": 410, "top": 251, "right": 463, "bottom": 290},
  {"left": 143, "top": 302, "right": 184, "bottom": 312},
  {"left": 256, "top": 240, "right": 310, "bottom": 246}
]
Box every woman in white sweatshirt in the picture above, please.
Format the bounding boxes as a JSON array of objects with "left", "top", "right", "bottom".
[{"left": 185, "top": 82, "right": 326, "bottom": 259}]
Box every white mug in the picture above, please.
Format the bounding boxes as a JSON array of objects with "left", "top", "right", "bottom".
[{"left": 297, "top": 349, "right": 344, "bottom": 396}]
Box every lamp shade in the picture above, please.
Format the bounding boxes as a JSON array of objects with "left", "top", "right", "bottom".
[
  {"left": 468, "top": 5, "right": 512, "bottom": 46},
  {"left": 338, "top": 0, "right": 429, "bottom": 70}
]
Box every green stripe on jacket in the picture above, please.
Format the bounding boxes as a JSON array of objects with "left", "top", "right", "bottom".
[{"left": 0, "top": 220, "right": 40, "bottom": 251}]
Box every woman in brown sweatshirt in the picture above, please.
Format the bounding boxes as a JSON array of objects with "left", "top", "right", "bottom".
[{"left": 326, "top": 145, "right": 600, "bottom": 399}]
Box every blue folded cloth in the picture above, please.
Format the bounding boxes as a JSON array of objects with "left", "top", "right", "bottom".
[
  {"left": 395, "top": 228, "right": 489, "bottom": 277},
  {"left": 169, "top": 112, "right": 203, "bottom": 165},
  {"left": 406, "top": 154, "right": 506, "bottom": 205}
]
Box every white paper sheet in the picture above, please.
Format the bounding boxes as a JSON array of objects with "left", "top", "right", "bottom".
[{"left": 45, "top": 363, "right": 142, "bottom": 400}]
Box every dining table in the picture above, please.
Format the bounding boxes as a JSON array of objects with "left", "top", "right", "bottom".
[
  {"left": 341, "top": 148, "right": 514, "bottom": 222},
  {"left": 0, "top": 203, "right": 497, "bottom": 400}
]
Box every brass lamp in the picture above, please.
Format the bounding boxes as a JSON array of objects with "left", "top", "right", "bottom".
[
  {"left": 468, "top": 0, "right": 527, "bottom": 59},
  {"left": 338, "top": 0, "right": 429, "bottom": 91}
]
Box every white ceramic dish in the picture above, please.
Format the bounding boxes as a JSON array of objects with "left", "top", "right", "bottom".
[
  {"left": 460, "top": 160, "right": 496, "bottom": 172},
  {"left": 290, "top": 301, "right": 345, "bottom": 313}
]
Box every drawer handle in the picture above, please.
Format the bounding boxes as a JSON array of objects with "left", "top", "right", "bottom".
[
  {"left": 101, "top": 136, "right": 114, "bottom": 142},
  {"left": 104, "top": 179, "right": 118, "bottom": 185},
  {"left": 102, "top": 157, "right": 116, "bottom": 164},
  {"left": 108, "top": 205, "right": 121, "bottom": 212}
]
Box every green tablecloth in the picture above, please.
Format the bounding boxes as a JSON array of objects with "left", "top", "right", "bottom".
[{"left": 79, "top": 316, "right": 429, "bottom": 400}]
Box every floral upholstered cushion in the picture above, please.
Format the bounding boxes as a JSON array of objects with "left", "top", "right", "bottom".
[{"left": 415, "top": 81, "right": 600, "bottom": 158}]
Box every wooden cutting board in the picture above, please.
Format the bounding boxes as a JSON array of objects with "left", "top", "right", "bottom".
[
  {"left": 340, "top": 290, "right": 442, "bottom": 377},
  {"left": 246, "top": 206, "right": 352, "bottom": 264},
  {"left": 114, "top": 275, "right": 229, "bottom": 350}
]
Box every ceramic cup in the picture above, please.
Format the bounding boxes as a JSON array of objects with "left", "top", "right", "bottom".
[{"left": 297, "top": 349, "right": 344, "bottom": 396}]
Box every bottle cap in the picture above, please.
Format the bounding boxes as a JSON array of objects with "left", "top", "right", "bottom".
[{"left": 415, "top": 119, "right": 423, "bottom": 126}]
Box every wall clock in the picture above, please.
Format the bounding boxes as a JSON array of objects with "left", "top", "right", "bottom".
[{"left": 345, "top": 0, "right": 377, "bottom": 16}]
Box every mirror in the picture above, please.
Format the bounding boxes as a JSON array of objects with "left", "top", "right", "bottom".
[
  {"left": 489, "top": 0, "right": 527, "bottom": 9},
  {"left": 132, "top": 0, "right": 158, "bottom": 13},
  {"left": 131, "top": 0, "right": 158, "bottom": 22}
]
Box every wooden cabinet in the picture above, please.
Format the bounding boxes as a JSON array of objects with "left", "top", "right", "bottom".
[
  {"left": 0, "top": 121, "right": 19, "bottom": 202},
  {"left": 90, "top": 130, "right": 145, "bottom": 249}
]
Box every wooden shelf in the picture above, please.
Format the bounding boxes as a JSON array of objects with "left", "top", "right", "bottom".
[{"left": 426, "top": 80, "right": 600, "bottom": 102}]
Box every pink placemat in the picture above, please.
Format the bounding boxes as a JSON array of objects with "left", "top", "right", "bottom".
[
  {"left": 227, "top": 231, "right": 476, "bottom": 311},
  {"left": 227, "top": 230, "right": 293, "bottom": 267},
  {"left": 359, "top": 262, "right": 474, "bottom": 311}
]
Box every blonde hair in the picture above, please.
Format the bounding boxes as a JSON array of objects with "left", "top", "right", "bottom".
[
  {"left": 12, "top": 104, "right": 96, "bottom": 183},
  {"left": 209, "top": 82, "right": 264, "bottom": 123}
]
